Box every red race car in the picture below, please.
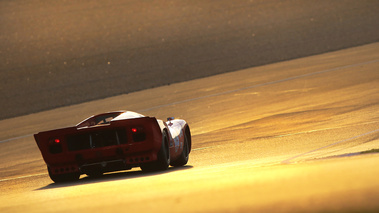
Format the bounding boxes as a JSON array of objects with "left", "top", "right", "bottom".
[{"left": 34, "top": 111, "right": 192, "bottom": 183}]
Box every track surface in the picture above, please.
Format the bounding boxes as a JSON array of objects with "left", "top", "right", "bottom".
[
  {"left": 1, "top": 43, "right": 378, "bottom": 212},
  {"left": 1, "top": 0, "right": 378, "bottom": 120},
  {"left": 1, "top": 1, "right": 379, "bottom": 212}
]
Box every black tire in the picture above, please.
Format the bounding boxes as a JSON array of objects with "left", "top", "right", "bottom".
[
  {"left": 48, "top": 167, "right": 80, "bottom": 183},
  {"left": 140, "top": 131, "right": 170, "bottom": 172},
  {"left": 170, "top": 131, "right": 189, "bottom": 167}
]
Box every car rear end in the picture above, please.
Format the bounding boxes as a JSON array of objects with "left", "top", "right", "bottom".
[{"left": 34, "top": 117, "right": 163, "bottom": 177}]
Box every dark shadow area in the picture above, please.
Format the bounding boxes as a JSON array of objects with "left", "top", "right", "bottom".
[
  {"left": 314, "top": 149, "right": 379, "bottom": 161},
  {"left": 35, "top": 165, "right": 193, "bottom": 191}
]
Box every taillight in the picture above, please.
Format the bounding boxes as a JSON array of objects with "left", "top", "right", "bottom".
[
  {"left": 48, "top": 138, "right": 63, "bottom": 154},
  {"left": 131, "top": 127, "right": 146, "bottom": 142}
]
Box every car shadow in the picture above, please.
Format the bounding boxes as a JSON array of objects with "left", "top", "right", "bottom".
[{"left": 35, "top": 165, "right": 193, "bottom": 191}]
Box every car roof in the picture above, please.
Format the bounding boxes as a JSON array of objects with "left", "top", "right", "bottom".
[{"left": 112, "top": 111, "right": 145, "bottom": 121}]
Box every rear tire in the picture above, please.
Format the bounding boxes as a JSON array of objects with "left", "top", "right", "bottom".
[
  {"left": 48, "top": 167, "right": 80, "bottom": 183},
  {"left": 140, "top": 131, "right": 170, "bottom": 172},
  {"left": 170, "top": 130, "right": 189, "bottom": 167}
]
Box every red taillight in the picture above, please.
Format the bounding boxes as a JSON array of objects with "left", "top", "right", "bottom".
[
  {"left": 49, "top": 138, "right": 61, "bottom": 144},
  {"left": 131, "top": 127, "right": 146, "bottom": 142},
  {"left": 48, "top": 138, "right": 63, "bottom": 154}
]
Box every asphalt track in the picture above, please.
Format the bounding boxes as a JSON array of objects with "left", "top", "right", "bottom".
[
  {"left": 1, "top": 1, "right": 379, "bottom": 212},
  {"left": 1, "top": 43, "right": 378, "bottom": 212},
  {"left": 1, "top": 0, "right": 379, "bottom": 120}
]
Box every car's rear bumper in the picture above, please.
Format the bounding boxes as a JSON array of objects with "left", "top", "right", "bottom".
[{"left": 47, "top": 141, "right": 160, "bottom": 175}]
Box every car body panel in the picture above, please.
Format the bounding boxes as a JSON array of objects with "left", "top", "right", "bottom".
[{"left": 34, "top": 111, "right": 191, "bottom": 177}]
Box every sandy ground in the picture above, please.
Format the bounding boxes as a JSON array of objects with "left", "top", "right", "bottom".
[{"left": 0, "top": 43, "right": 378, "bottom": 212}]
